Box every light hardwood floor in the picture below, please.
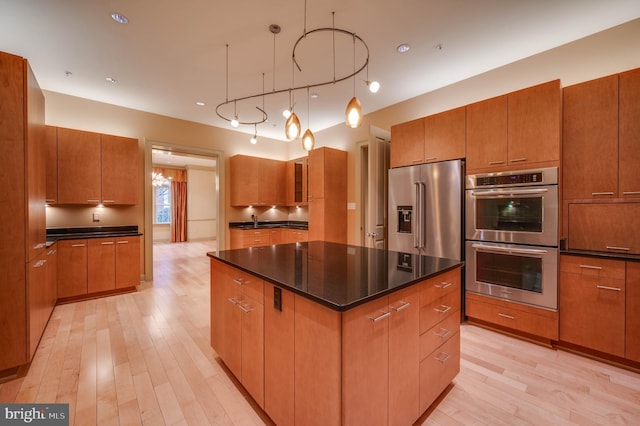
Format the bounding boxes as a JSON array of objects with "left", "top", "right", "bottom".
[{"left": 1, "top": 240, "right": 639, "bottom": 425}]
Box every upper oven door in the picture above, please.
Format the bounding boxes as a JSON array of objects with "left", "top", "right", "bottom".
[{"left": 465, "top": 185, "right": 558, "bottom": 246}]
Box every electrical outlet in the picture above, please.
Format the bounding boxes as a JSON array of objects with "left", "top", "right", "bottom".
[{"left": 93, "top": 213, "right": 100, "bottom": 222}]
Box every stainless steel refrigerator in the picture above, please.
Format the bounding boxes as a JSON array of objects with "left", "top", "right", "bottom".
[{"left": 388, "top": 160, "right": 464, "bottom": 261}]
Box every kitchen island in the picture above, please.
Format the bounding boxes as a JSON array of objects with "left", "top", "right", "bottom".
[{"left": 208, "top": 241, "right": 462, "bottom": 426}]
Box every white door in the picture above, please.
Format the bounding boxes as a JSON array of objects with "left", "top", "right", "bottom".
[{"left": 363, "top": 132, "right": 390, "bottom": 249}]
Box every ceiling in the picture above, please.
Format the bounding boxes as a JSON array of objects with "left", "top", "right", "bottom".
[{"left": 2, "top": 1, "right": 640, "bottom": 142}]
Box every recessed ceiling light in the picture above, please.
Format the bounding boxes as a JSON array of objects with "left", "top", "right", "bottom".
[
  {"left": 397, "top": 43, "right": 411, "bottom": 53},
  {"left": 65, "top": 71, "right": 72, "bottom": 77},
  {"left": 196, "top": 101, "right": 205, "bottom": 106},
  {"left": 106, "top": 77, "right": 117, "bottom": 84},
  {"left": 111, "top": 13, "right": 129, "bottom": 24},
  {"left": 310, "top": 92, "right": 319, "bottom": 99}
]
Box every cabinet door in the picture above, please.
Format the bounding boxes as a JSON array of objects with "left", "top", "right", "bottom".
[
  {"left": 389, "top": 285, "right": 419, "bottom": 426},
  {"left": 424, "top": 107, "right": 465, "bottom": 163},
  {"left": 307, "top": 148, "right": 325, "bottom": 200},
  {"left": 57, "top": 128, "right": 101, "bottom": 204},
  {"left": 101, "top": 134, "right": 139, "bottom": 205},
  {"left": 57, "top": 239, "right": 88, "bottom": 298},
  {"left": 563, "top": 75, "right": 618, "bottom": 200},
  {"left": 88, "top": 238, "right": 115, "bottom": 293},
  {"left": 559, "top": 256, "right": 625, "bottom": 357},
  {"left": 507, "top": 80, "right": 561, "bottom": 165},
  {"left": 342, "top": 295, "right": 389, "bottom": 426},
  {"left": 419, "top": 331, "right": 460, "bottom": 412},
  {"left": 626, "top": 262, "right": 640, "bottom": 362},
  {"left": 390, "top": 118, "right": 425, "bottom": 168},
  {"left": 465, "top": 95, "right": 507, "bottom": 172},
  {"left": 264, "top": 284, "right": 295, "bottom": 426},
  {"left": 240, "top": 293, "right": 264, "bottom": 408},
  {"left": 45, "top": 126, "right": 58, "bottom": 204},
  {"left": 619, "top": 68, "right": 640, "bottom": 198},
  {"left": 115, "top": 236, "right": 140, "bottom": 288},
  {"left": 210, "top": 261, "right": 242, "bottom": 377},
  {"left": 28, "top": 252, "right": 48, "bottom": 359},
  {"left": 258, "top": 159, "right": 285, "bottom": 206},
  {"left": 568, "top": 203, "right": 640, "bottom": 254},
  {"left": 230, "top": 155, "right": 259, "bottom": 206},
  {"left": 46, "top": 245, "right": 57, "bottom": 319}
]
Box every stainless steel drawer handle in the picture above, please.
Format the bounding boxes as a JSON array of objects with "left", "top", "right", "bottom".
[
  {"left": 87, "top": 199, "right": 100, "bottom": 203},
  {"left": 47, "top": 249, "right": 56, "bottom": 255},
  {"left": 579, "top": 264, "right": 602, "bottom": 270},
  {"left": 411, "top": 159, "right": 422, "bottom": 163},
  {"left": 238, "top": 303, "right": 254, "bottom": 313},
  {"left": 596, "top": 285, "right": 622, "bottom": 292},
  {"left": 101, "top": 242, "right": 114, "bottom": 245},
  {"left": 391, "top": 301, "right": 411, "bottom": 312},
  {"left": 434, "top": 282, "right": 452, "bottom": 289},
  {"left": 434, "top": 351, "right": 452, "bottom": 364},
  {"left": 591, "top": 192, "right": 614, "bottom": 196},
  {"left": 498, "top": 313, "right": 515, "bottom": 320},
  {"left": 232, "top": 278, "right": 247, "bottom": 285},
  {"left": 433, "top": 305, "right": 451, "bottom": 314},
  {"left": 434, "top": 328, "right": 451, "bottom": 339},
  {"left": 489, "top": 161, "right": 505, "bottom": 165},
  {"left": 103, "top": 200, "right": 115, "bottom": 203},
  {"left": 606, "top": 246, "right": 630, "bottom": 251},
  {"left": 424, "top": 157, "right": 437, "bottom": 161},
  {"left": 510, "top": 158, "right": 527, "bottom": 163},
  {"left": 117, "top": 241, "right": 129, "bottom": 244},
  {"left": 368, "top": 311, "right": 391, "bottom": 323},
  {"left": 227, "top": 297, "right": 238, "bottom": 305},
  {"left": 33, "top": 260, "right": 47, "bottom": 268},
  {"left": 71, "top": 244, "right": 86, "bottom": 247},
  {"left": 623, "top": 191, "right": 640, "bottom": 195}
]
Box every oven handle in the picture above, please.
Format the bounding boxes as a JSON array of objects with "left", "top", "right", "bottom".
[
  {"left": 469, "top": 188, "right": 549, "bottom": 197},
  {"left": 471, "top": 243, "right": 549, "bottom": 257}
]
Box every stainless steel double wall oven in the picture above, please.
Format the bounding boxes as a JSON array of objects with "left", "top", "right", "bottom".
[{"left": 465, "top": 167, "right": 559, "bottom": 310}]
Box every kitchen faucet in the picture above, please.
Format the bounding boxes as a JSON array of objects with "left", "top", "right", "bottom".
[{"left": 251, "top": 214, "right": 258, "bottom": 228}]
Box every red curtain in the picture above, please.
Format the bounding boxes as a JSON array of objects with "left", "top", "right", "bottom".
[{"left": 171, "top": 180, "right": 187, "bottom": 242}]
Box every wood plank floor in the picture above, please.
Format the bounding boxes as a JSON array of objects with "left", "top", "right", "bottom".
[{"left": 2, "top": 240, "right": 639, "bottom": 425}]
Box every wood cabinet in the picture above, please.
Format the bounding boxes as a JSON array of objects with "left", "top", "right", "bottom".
[
  {"left": 626, "top": 262, "right": 640, "bottom": 362},
  {"left": 88, "top": 238, "right": 116, "bottom": 293},
  {"left": 567, "top": 203, "right": 640, "bottom": 255},
  {"left": 287, "top": 229, "right": 308, "bottom": 243},
  {"left": 286, "top": 158, "right": 308, "bottom": 206},
  {"left": 55, "top": 128, "right": 139, "bottom": 205},
  {"left": 0, "top": 51, "right": 47, "bottom": 373},
  {"left": 559, "top": 255, "right": 626, "bottom": 357},
  {"left": 563, "top": 75, "right": 619, "bottom": 200},
  {"left": 45, "top": 126, "right": 58, "bottom": 204},
  {"left": 619, "top": 68, "right": 640, "bottom": 198},
  {"left": 264, "top": 284, "right": 295, "bottom": 426},
  {"left": 115, "top": 236, "right": 141, "bottom": 288},
  {"left": 209, "top": 260, "right": 264, "bottom": 407},
  {"left": 466, "top": 80, "right": 561, "bottom": 173},
  {"left": 390, "top": 107, "right": 465, "bottom": 169},
  {"left": 424, "top": 106, "right": 466, "bottom": 163},
  {"left": 465, "top": 292, "right": 559, "bottom": 341},
  {"left": 390, "top": 118, "right": 424, "bottom": 168},
  {"left": 308, "top": 147, "right": 347, "bottom": 243},
  {"left": 57, "top": 239, "right": 88, "bottom": 298},
  {"left": 230, "top": 155, "right": 285, "bottom": 206}
]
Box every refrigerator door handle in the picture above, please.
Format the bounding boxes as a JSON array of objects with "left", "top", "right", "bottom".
[
  {"left": 414, "top": 182, "right": 421, "bottom": 249},
  {"left": 420, "top": 182, "right": 427, "bottom": 250}
]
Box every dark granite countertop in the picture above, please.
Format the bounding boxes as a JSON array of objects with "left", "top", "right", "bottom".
[
  {"left": 561, "top": 249, "right": 640, "bottom": 263},
  {"left": 46, "top": 225, "right": 142, "bottom": 242},
  {"left": 208, "top": 241, "right": 462, "bottom": 311},
  {"left": 229, "top": 221, "right": 308, "bottom": 230}
]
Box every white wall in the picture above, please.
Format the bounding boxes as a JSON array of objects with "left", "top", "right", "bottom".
[{"left": 187, "top": 166, "right": 217, "bottom": 241}]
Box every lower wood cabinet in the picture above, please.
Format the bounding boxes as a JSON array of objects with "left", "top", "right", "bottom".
[
  {"left": 88, "top": 238, "right": 116, "bottom": 293},
  {"left": 57, "top": 239, "right": 88, "bottom": 298},
  {"left": 230, "top": 227, "right": 308, "bottom": 249},
  {"left": 559, "top": 255, "right": 626, "bottom": 358},
  {"left": 626, "top": 262, "right": 640, "bottom": 362},
  {"left": 28, "top": 248, "right": 56, "bottom": 359},
  {"left": 115, "top": 236, "right": 141, "bottom": 288}
]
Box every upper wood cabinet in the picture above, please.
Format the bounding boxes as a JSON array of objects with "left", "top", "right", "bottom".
[
  {"left": 619, "top": 68, "right": 640, "bottom": 198},
  {"left": 466, "top": 80, "right": 561, "bottom": 173},
  {"left": 56, "top": 127, "right": 140, "bottom": 205},
  {"left": 466, "top": 95, "right": 508, "bottom": 171},
  {"left": 230, "top": 155, "right": 285, "bottom": 206},
  {"left": 308, "top": 147, "right": 347, "bottom": 243},
  {"left": 45, "top": 126, "right": 58, "bottom": 204},
  {"left": 563, "top": 75, "right": 619, "bottom": 200},
  {"left": 101, "top": 134, "right": 139, "bottom": 205},
  {"left": 390, "top": 107, "right": 465, "bottom": 168}
]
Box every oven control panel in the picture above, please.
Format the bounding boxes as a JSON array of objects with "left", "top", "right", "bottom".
[
  {"left": 466, "top": 167, "right": 558, "bottom": 189},
  {"left": 476, "top": 172, "right": 542, "bottom": 187}
]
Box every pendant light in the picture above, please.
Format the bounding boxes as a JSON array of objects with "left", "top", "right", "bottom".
[
  {"left": 345, "top": 34, "right": 363, "bottom": 128},
  {"left": 302, "top": 87, "right": 315, "bottom": 151}
]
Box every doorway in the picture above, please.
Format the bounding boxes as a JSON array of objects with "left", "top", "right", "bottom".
[{"left": 144, "top": 140, "right": 224, "bottom": 282}]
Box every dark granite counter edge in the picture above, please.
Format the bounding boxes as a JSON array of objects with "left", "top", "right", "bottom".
[
  {"left": 561, "top": 249, "right": 640, "bottom": 263},
  {"left": 207, "top": 251, "right": 463, "bottom": 312},
  {"left": 47, "top": 232, "right": 143, "bottom": 243},
  {"left": 229, "top": 221, "right": 308, "bottom": 230},
  {"left": 46, "top": 226, "right": 142, "bottom": 242}
]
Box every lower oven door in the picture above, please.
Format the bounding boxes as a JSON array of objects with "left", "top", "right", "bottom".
[{"left": 465, "top": 241, "right": 558, "bottom": 310}]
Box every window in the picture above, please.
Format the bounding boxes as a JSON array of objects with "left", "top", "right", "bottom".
[{"left": 154, "top": 184, "right": 171, "bottom": 224}]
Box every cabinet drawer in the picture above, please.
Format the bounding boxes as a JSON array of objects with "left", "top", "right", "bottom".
[
  {"left": 568, "top": 203, "right": 640, "bottom": 255},
  {"left": 227, "top": 268, "right": 264, "bottom": 303},
  {"left": 419, "top": 268, "right": 460, "bottom": 307},
  {"left": 419, "top": 313, "right": 460, "bottom": 362},
  {"left": 419, "top": 332, "right": 460, "bottom": 413},
  {"left": 242, "top": 229, "right": 270, "bottom": 247},
  {"left": 465, "top": 293, "right": 559, "bottom": 340},
  {"left": 560, "top": 255, "right": 625, "bottom": 279},
  {"left": 419, "top": 290, "right": 460, "bottom": 335}
]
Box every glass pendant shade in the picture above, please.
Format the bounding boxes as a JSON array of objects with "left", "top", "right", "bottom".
[
  {"left": 285, "top": 112, "right": 301, "bottom": 140},
  {"left": 302, "top": 129, "right": 315, "bottom": 151},
  {"left": 345, "top": 96, "right": 363, "bottom": 128}
]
